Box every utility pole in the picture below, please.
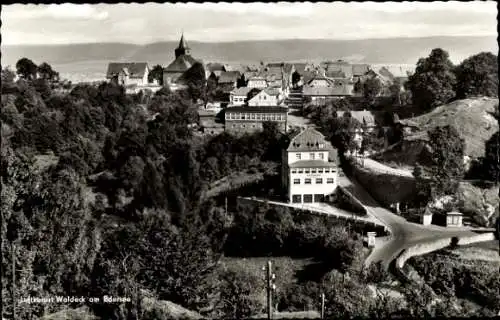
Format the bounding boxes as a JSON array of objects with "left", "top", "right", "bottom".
[
  {"left": 12, "top": 242, "right": 16, "bottom": 320},
  {"left": 225, "top": 197, "right": 228, "bottom": 219},
  {"left": 320, "top": 292, "right": 325, "bottom": 319},
  {"left": 265, "top": 260, "right": 276, "bottom": 320}
]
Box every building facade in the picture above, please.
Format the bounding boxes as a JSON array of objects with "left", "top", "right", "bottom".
[
  {"left": 225, "top": 106, "right": 288, "bottom": 134},
  {"left": 282, "top": 128, "right": 339, "bottom": 203},
  {"left": 229, "top": 87, "right": 253, "bottom": 106},
  {"left": 106, "top": 62, "right": 150, "bottom": 86},
  {"left": 248, "top": 88, "right": 283, "bottom": 107},
  {"left": 247, "top": 77, "right": 268, "bottom": 89}
]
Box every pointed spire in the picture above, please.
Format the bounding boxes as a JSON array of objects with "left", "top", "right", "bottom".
[{"left": 178, "top": 31, "right": 189, "bottom": 50}]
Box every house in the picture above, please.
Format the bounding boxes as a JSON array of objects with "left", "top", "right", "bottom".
[
  {"left": 292, "top": 62, "right": 313, "bottom": 75},
  {"left": 446, "top": 211, "right": 463, "bottom": 227},
  {"left": 247, "top": 76, "right": 268, "bottom": 89},
  {"left": 229, "top": 87, "right": 254, "bottom": 106},
  {"left": 163, "top": 33, "right": 200, "bottom": 85},
  {"left": 303, "top": 78, "right": 354, "bottom": 102},
  {"left": 421, "top": 207, "right": 433, "bottom": 226},
  {"left": 336, "top": 110, "right": 376, "bottom": 132},
  {"left": 352, "top": 64, "right": 371, "bottom": 80},
  {"left": 325, "top": 60, "right": 353, "bottom": 79},
  {"left": 198, "top": 109, "right": 225, "bottom": 136},
  {"left": 248, "top": 88, "right": 283, "bottom": 107},
  {"left": 106, "top": 62, "right": 150, "bottom": 86},
  {"left": 218, "top": 71, "right": 242, "bottom": 93},
  {"left": 225, "top": 106, "right": 288, "bottom": 134},
  {"left": 206, "top": 63, "right": 227, "bottom": 77},
  {"left": 282, "top": 127, "right": 339, "bottom": 204}
]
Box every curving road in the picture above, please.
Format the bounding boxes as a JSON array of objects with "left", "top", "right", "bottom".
[{"left": 337, "top": 175, "right": 477, "bottom": 268}]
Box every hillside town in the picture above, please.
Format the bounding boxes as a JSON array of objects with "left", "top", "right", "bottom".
[{"left": 2, "top": 2, "right": 499, "bottom": 320}]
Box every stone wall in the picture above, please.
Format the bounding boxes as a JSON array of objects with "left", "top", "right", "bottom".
[{"left": 352, "top": 164, "right": 416, "bottom": 207}]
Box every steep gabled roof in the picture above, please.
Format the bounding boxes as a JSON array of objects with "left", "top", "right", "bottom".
[
  {"left": 289, "top": 160, "right": 338, "bottom": 168},
  {"left": 231, "top": 87, "right": 255, "bottom": 96},
  {"left": 303, "top": 83, "right": 353, "bottom": 97},
  {"left": 352, "top": 64, "right": 370, "bottom": 76},
  {"left": 178, "top": 33, "right": 190, "bottom": 50},
  {"left": 218, "top": 71, "right": 241, "bottom": 83},
  {"left": 106, "top": 62, "right": 148, "bottom": 79},
  {"left": 263, "top": 87, "right": 281, "bottom": 97},
  {"left": 287, "top": 127, "right": 333, "bottom": 152},
  {"left": 337, "top": 110, "right": 376, "bottom": 127},
  {"left": 164, "top": 55, "right": 198, "bottom": 73},
  {"left": 206, "top": 63, "right": 226, "bottom": 72}
]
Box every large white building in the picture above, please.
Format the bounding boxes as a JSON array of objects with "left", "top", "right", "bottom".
[{"left": 282, "top": 128, "right": 339, "bottom": 204}]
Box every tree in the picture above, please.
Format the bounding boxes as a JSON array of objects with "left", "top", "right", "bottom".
[
  {"left": 480, "top": 131, "right": 499, "bottom": 182},
  {"left": 389, "top": 79, "right": 402, "bottom": 106},
  {"left": 16, "top": 58, "right": 38, "bottom": 80},
  {"left": 407, "top": 48, "right": 456, "bottom": 110},
  {"left": 363, "top": 77, "right": 382, "bottom": 106},
  {"left": 179, "top": 62, "right": 207, "bottom": 102},
  {"left": 291, "top": 71, "right": 301, "bottom": 87},
  {"left": 455, "top": 52, "right": 498, "bottom": 99},
  {"left": 148, "top": 64, "right": 164, "bottom": 85},
  {"left": 37, "top": 62, "right": 59, "bottom": 82},
  {"left": 428, "top": 125, "right": 465, "bottom": 197}
]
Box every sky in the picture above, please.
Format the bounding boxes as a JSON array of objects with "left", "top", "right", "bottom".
[{"left": 1, "top": 1, "right": 497, "bottom": 45}]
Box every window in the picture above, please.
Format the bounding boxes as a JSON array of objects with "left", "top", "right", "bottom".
[
  {"left": 316, "top": 178, "right": 323, "bottom": 184},
  {"left": 314, "top": 194, "right": 324, "bottom": 202},
  {"left": 319, "top": 153, "right": 324, "bottom": 160},
  {"left": 292, "top": 195, "right": 302, "bottom": 203},
  {"left": 327, "top": 178, "right": 334, "bottom": 184},
  {"left": 305, "top": 178, "right": 311, "bottom": 184},
  {"left": 311, "top": 169, "right": 316, "bottom": 173},
  {"left": 256, "top": 114, "right": 261, "bottom": 120},
  {"left": 318, "top": 169, "right": 323, "bottom": 173},
  {"left": 325, "top": 168, "right": 330, "bottom": 173},
  {"left": 310, "top": 153, "right": 315, "bottom": 160},
  {"left": 293, "top": 179, "right": 300, "bottom": 184},
  {"left": 319, "top": 143, "right": 325, "bottom": 148},
  {"left": 305, "top": 169, "right": 310, "bottom": 174},
  {"left": 303, "top": 194, "right": 313, "bottom": 203},
  {"left": 251, "top": 114, "right": 256, "bottom": 120},
  {"left": 298, "top": 169, "right": 303, "bottom": 173},
  {"left": 291, "top": 169, "right": 297, "bottom": 173},
  {"left": 296, "top": 153, "right": 301, "bottom": 160}
]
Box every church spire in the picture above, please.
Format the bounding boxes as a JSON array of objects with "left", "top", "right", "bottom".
[{"left": 175, "top": 32, "right": 191, "bottom": 59}]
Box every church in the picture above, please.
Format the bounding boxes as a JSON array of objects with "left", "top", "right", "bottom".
[
  {"left": 282, "top": 128, "right": 339, "bottom": 204},
  {"left": 163, "top": 33, "right": 202, "bottom": 86}
]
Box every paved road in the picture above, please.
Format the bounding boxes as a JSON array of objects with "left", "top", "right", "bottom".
[{"left": 338, "top": 175, "right": 477, "bottom": 268}]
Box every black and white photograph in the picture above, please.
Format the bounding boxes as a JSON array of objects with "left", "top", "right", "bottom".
[{"left": 1, "top": 1, "right": 499, "bottom": 319}]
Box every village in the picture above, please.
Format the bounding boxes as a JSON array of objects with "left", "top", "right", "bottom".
[{"left": 2, "top": 2, "right": 499, "bottom": 318}]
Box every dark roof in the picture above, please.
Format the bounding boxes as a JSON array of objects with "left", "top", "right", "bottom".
[
  {"left": 293, "top": 63, "right": 310, "bottom": 74},
  {"left": 164, "top": 55, "right": 198, "bottom": 73},
  {"left": 303, "top": 83, "right": 352, "bottom": 96},
  {"left": 106, "top": 62, "right": 148, "bottom": 79},
  {"left": 231, "top": 87, "right": 255, "bottom": 96},
  {"left": 352, "top": 64, "right": 370, "bottom": 76},
  {"left": 337, "top": 111, "right": 376, "bottom": 126},
  {"left": 207, "top": 63, "right": 226, "bottom": 72},
  {"left": 226, "top": 106, "right": 288, "bottom": 113},
  {"left": 263, "top": 88, "right": 281, "bottom": 96},
  {"left": 289, "top": 160, "right": 337, "bottom": 168},
  {"left": 302, "top": 71, "right": 317, "bottom": 83},
  {"left": 267, "top": 62, "right": 284, "bottom": 68},
  {"left": 218, "top": 71, "right": 241, "bottom": 83},
  {"left": 326, "top": 70, "right": 346, "bottom": 78},
  {"left": 287, "top": 127, "right": 332, "bottom": 152}
]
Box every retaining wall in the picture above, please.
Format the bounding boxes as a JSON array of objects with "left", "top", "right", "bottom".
[
  {"left": 335, "top": 186, "right": 368, "bottom": 216},
  {"left": 352, "top": 164, "right": 416, "bottom": 207},
  {"left": 395, "top": 232, "right": 496, "bottom": 269}
]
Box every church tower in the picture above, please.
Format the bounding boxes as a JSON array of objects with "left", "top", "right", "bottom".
[{"left": 174, "top": 33, "right": 191, "bottom": 59}]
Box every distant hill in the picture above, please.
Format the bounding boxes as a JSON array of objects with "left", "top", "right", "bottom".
[{"left": 2, "top": 36, "right": 496, "bottom": 83}]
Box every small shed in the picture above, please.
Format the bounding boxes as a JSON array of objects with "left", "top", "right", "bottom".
[
  {"left": 446, "top": 211, "right": 463, "bottom": 227},
  {"left": 421, "top": 207, "right": 433, "bottom": 226}
]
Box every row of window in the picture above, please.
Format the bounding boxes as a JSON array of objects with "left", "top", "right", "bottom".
[
  {"left": 291, "top": 168, "right": 335, "bottom": 174},
  {"left": 231, "top": 124, "right": 258, "bottom": 129},
  {"left": 226, "top": 113, "right": 286, "bottom": 121},
  {"left": 295, "top": 152, "right": 324, "bottom": 160},
  {"left": 292, "top": 194, "right": 324, "bottom": 203},
  {"left": 293, "top": 178, "right": 334, "bottom": 184},
  {"left": 232, "top": 97, "right": 246, "bottom": 103}
]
